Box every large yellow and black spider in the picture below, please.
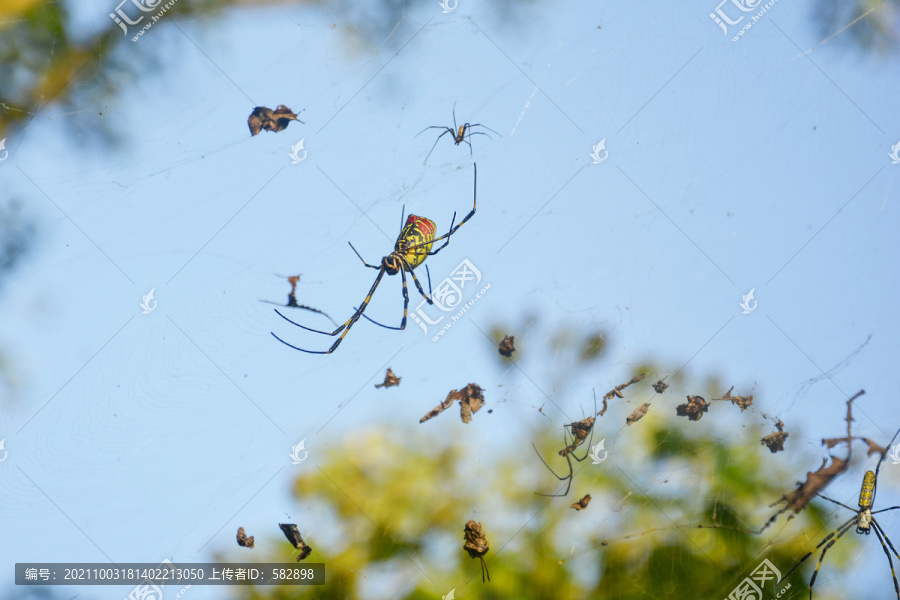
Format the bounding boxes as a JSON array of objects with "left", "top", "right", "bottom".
[
  {"left": 779, "top": 427, "right": 900, "bottom": 599},
  {"left": 417, "top": 103, "right": 499, "bottom": 164},
  {"left": 271, "top": 164, "right": 477, "bottom": 354}
]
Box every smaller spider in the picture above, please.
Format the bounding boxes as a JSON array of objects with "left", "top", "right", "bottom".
[
  {"left": 533, "top": 393, "right": 598, "bottom": 497},
  {"left": 417, "top": 102, "right": 499, "bottom": 164}
]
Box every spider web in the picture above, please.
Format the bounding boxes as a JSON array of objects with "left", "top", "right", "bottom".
[{"left": 1, "top": 1, "right": 899, "bottom": 600}]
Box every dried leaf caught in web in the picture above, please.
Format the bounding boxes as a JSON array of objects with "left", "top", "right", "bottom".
[
  {"left": 248, "top": 105, "right": 303, "bottom": 135},
  {"left": 761, "top": 421, "right": 789, "bottom": 453},
  {"left": 420, "top": 383, "right": 485, "bottom": 424},
  {"left": 236, "top": 527, "right": 254, "bottom": 549},
  {"left": 463, "top": 520, "right": 490, "bottom": 583},
  {"left": 498, "top": 335, "right": 516, "bottom": 357},
  {"left": 626, "top": 403, "right": 650, "bottom": 426},
  {"left": 675, "top": 395, "right": 709, "bottom": 421},
  {"left": 260, "top": 274, "right": 336, "bottom": 326},
  {"left": 571, "top": 494, "right": 592, "bottom": 511},
  {"left": 598, "top": 374, "right": 647, "bottom": 416},
  {"left": 459, "top": 384, "right": 485, "bottom": 423},
  {"left": 603, "top": 374, "right": 646, "bottom": 401},
  {"left": 375, "top": 368, "right": 401, "bottom": 389},
  {"left": 713, "top": 386, "right": 753, "bottom": 411},
  {"left": 279, "top": 523, "right": 312, "bottom": 560},
  {"left": 652, "top": 380, "right": 669, "bottom": 394}
]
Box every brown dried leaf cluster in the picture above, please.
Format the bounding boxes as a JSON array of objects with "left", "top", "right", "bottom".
[
  {"left": 571, "top": 494, "right": 592, "bottom": 511},
  {"left": 781, "top": 456, "right": 849, "bottom": 513},
  {"left": 714, "top": 386, "right": 753, "bottom": 411},
  {"left": 626, "top": 403, "right": 650, "bottom": 426},
  {"left": 375, "top": 368, "right": 401, "bottom": 389},
  {"left": 236, "top": 526, "right": 254, "bottom": 549},
  {"left": 761, "top": 420, "right": 789, "bottom": 453},
  {"left": 675, "top": 395, "right": 709, "bottom": 421},
  {"left": 463, "top": 520, "right": 491, "bottom": 582},
  {"left": 279, "top": 523, "right": 312, "bottom": 561},
  {"left": 598, "top": 374, "right": 647, "bottom": 417},
  {"left": 498, "top": 335, "right": 516, "bottom": 357},
  {"left": 248, "top": 104, "right": 302, "bottom": 135},
  {"left": 420, "top": 383, "right": 485, "bottom": 424}
]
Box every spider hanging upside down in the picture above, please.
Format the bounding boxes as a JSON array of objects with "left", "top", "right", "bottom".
[
  {"left": 271, "top": 164, "right": 477, "bottom": 354},
  {"left": 417, "top": 102, "right": 499, "bottom": 164},
  {"left": 778, "top": 426, "right": 900, "bottom": 600}
]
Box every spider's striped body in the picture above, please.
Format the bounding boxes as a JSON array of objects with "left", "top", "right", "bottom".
[
  {"left": 393, "top": 215, "right": 436, "bottom": 272},
  {"left": 857, "top": 469, "right": 876, "bottom": 533}
]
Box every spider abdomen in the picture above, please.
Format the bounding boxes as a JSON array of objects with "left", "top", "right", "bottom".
[
  {"left": 397, "top": 215, "right": 436, "bottom": 269},
  {"left": 859, "top": 470, "right": 876, "bottom": 509}
]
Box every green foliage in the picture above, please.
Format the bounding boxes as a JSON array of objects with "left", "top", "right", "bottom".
[{"left": 223, "top": 415, "right": 860, "bottom": 599}]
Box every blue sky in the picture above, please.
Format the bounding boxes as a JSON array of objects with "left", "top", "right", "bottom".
[{"left": 1, "top": 0, "right": 899, "bottom": 598}]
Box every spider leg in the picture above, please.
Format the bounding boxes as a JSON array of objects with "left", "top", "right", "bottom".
[
  {"left": 348, "top": 242, "right": 381, "bottom": 269},
  {"left": 871, "top": 520, "right": 900, "bottom": 600},
  {"left": 807, "top": 521, "right": 856, "bottom": 598},
  {"left": 815, "top": 493, "right": 858, "bottom": 512},
  {"left": 467, "top": 123, "right": 501, "bottom": 137},
  {"left": 420, "top": 128, "right": 453, "bottom": 164},
  {"left": 407, "top": 164, "right": 477, "bottom": 256},
  {"left": 532, "top": 444, "right": 573, "bottom": 497},
  {"left": 355, "top": 267, "right": 411, "bottom": 331},
  {"left": 777, "top": 516, "right": 856, "bottom": 586},
  {"left": 260, "top": 300, "right": 338, "bottom": 327},
  {"left": 480, "top": 556, "right": 490, "bottom": 583},
  {"left": 874, "top": 506, "right": 900, "bottom": 515},
  {"left": 874, "top": 428, "right": 900, "bottom": 502},
  {"left": 271, "top": 267, "right": 388, "bottom": 354}
]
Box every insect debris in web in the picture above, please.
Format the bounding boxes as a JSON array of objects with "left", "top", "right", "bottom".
[
  {"left": 260, "top": 274, "right": 337, "bottom": 326},
  {"left": 712, "top": 386, "right": 753, "bottom": 411},
  {"left": 375, "top": 367, "right": 401, "bottom": 389},
  {"left": 599, "top": 374, "right": 647, "bottom": 416},
  {"left": 652, "top": 379, "right": 669, "bottom": 394},
  {"left": 761, "top": 419, "right": 789, "bottom": 453},
  {"left": 248, "top": 105, "right": 303, "bottom": 135},
  {"left": 498, "top": 335, "right": 516, "bottom": 357},
  {"left": 420, "top": 383, "right": 485, "bottom": 424},
  {"left": 279, "top": 523, "right": 312, "bottom": 560},
  {"left": 571, "top": 494, "right": 592, "bottom": 511},
  {"left": 675, "top": 395, "right": 709, "bottom": 421},
  {"left": 626, "top": 403, "right": 650, "bottom": 426},
  {"left": 236, "top": 526, "right": 254, "bottom": 549},
  {"left": 758, "top": 390, "right": 864, "bottom": 533},
  {"left": 463, "top": 520, "right": 491, "bottom": 583}
]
